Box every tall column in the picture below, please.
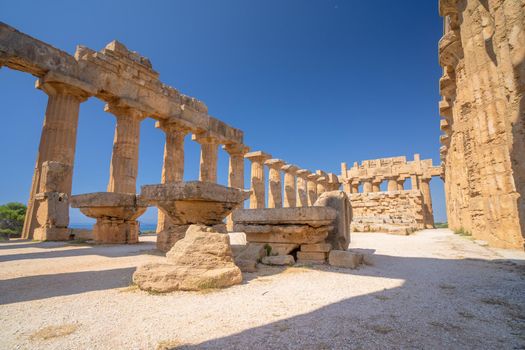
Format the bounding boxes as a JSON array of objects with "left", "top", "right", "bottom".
[
  {"left": 106, "top": 104, "right": 147, "bottom": 194},
  {"left": 282, "top": 164, "right": 298, "bottom": 207},
  {"left": 307, "top": 173, "right": 320, "bottom": 206},
  {"left": 387, "top": 176, "right": 398, "bottom": 192},
  {"left": 420, "top": 176, "right": 435, "bottom": 228},
  {"left": 156, "top": 121, "right": 191, "bottom": 233},
  {"left": 351, "top": 180, "right": 360, "bottom": 193},
  {"left": 362, "top": 179, "right": 373, "bottom": 193},
  {"left": 372, "top": 177, "right": 382, "bottom": 192},
  {"left": 265, "top": 159, "right": 285, "bottom": 208},
  {"left": 23, "top": 75, "right": 93, "bottom": 240},
  {"left": 296, "top": 169, "right": 310, "bottom": 207},
  {"left": 245, "top": 151, "right": 271, "bottom": 209},
  {"left": 342, "top": 179, "right": 351, "bottom": 193},
  {"left": 397, "top": 177, "right": 406, "bottom": 190},
  {"left": 223, "top": 143, "right": 250, "bottom": 230},
  {"left": 193, "top": 133, "right": 219, "bottom": 183}
]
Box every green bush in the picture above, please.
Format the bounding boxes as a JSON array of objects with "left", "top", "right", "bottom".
[
  {"left": 0, "top": 202, "right": 27, "bottom": 237},
  {"left": 435, "top": 222, "right": 448, "bottom": 228}
]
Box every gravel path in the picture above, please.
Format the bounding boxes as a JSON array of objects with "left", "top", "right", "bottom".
[{"left": 0, "top": 229, "right": 524, "bottom": 350}]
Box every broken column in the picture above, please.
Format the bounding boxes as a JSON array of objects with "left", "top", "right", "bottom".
[
  {"left": 265, "top": 159, "right": 285, "bottom": 208},
  {"left": 156, "top": 121, "right": 191, "bottom": 233},
  {"left": 23, "top": 73, "right": 94, "bottom": 240},
  {"left": 282, "top": 164, "right": 298, "bottom": 208},
  {"left": 245, "top": 151, "right": 271, "bottom": 208},
  {"left": 193, "top": 133, "right": 219, "bottom": 183}
]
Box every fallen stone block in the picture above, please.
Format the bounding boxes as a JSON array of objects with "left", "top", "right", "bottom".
[
  {"left": 328, "top": 250, "right": 364, "bottom": 269},
  {"left": 261, "top": 255, "right": 295, "bottom": 266}
]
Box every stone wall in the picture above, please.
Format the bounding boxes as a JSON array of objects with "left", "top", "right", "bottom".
[
  {"left": 349, "top": 190, "right": 425, "bottom": 235},
  {"left": 438, "top": 0, "right": 525, "bottom": 249}
]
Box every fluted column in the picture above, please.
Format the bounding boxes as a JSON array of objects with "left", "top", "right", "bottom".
[
  {"left": 106, "top": 104, "right": 147, "bottom": 194},
  {"left": 192, "top": 134, "right": 220, "bottom": 183},
  {"left": 307, "top": 173, "right": 320, "bottom": 206},
  {"left": 372, "top": 177, "right": 382, "bottom": 192},
  {"left": 23, "top": 76, "right": 93, "bottom": 240},
  {"left": 282, "top": 164, "right": 298, "bottom": 207},
  {"left": 387, "top": 176, "right": 398, "bottom": 191},
  {"left": 156, "top": 121, "right": 191, "bottom": 233},
  {"left": 223, "top": 143, "right": 250, "bottom": 230},
  {"left": 296, "top": 169, "right": 310, "bottom": 207},
  {"left": 265, "top": 159, "right": 285, "bottom": 208},
  {"left": 362, "top": 179, "right": 373, "bottom": 193},
  {"left": 420, "top": 176, "right": 435, "bottom": 228},
  {"left": 245, "top": 151, "right": 271, "bottom": 208},
  {"left": 397, "top": 177, "right": 406, "bottom": 191}
]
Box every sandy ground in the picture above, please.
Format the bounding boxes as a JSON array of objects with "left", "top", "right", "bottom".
[{"left": 0, "top": 229, "right": 524, "bottom": 350}]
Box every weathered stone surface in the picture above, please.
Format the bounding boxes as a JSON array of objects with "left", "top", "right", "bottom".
[
  {"left": 300, "top": 243, "right": 332, "bottom": 252},
  {"left": 263, "top": 243, "right": 299, "bottom": 255},
  {"left": 261, "top": 255, "right": 295, "bottom": 266},
  {"left": 235, "top": 224, "right": 331, "bottom": 244},
  {"left": 297, "top": 251, "right": 327, "bottom": 262},
  {"left": 349, "top": 191, "right": 425, "bottom": 234},
  {"left": 438, "top": 0, "right": 525, "bottom": 249},
  {"left": 231, "top": 243, "right": 266, "bottom": 272},
  {"left": 141, "top": 181, "right": 250, "bottom": 225},
  {"left": 328, "top": 250, "right": 364, "bottom": 269},
  {"left": 314, "top": 191, "right": 352, "bottom": 250},
  {"left": 133, "top": 225, "right": 242, "bottom": 292},
  {"left": 232, "top": 207, "right": 336, "bottom": 227}
]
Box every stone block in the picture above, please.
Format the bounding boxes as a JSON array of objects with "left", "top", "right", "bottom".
[
  {"left": 297, "top": 251, "right": 327, "bottom": 261},
  {"left": 261, "top": 255, "right": 295, "bottom": 266},
  {"left": 33, "top": 227, "right": 71, "bottom": 241},
  {"left": 328, "top": 250, "right": 363, "bottom": 269},
  {"left": 236, "top": 224, "right": 330, "bottom": 244},
  {"left": 264, "top": 243, "right": 299, "bottom": 255},
  {"left": 232, "top": 207, "right": 336, "bottom": 226},
  {"left": 300, "top": 243, "right": 332, "bottom": 252},
  {"left": 314, "top": 191, "right": 352, "bottom": 250}
]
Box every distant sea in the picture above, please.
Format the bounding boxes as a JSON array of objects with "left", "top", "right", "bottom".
[{"left": 70, "top": 222, "right": 157, "bottom": 232}]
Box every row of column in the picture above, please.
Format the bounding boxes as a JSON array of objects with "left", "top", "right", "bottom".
[{"left": 245, "top": 151, "right": 340, "bottom": 209}]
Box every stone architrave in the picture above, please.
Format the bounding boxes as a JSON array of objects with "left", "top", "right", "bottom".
[
  {"left": 296, "top": 169, "right": 310, "bottom": 207},
  {"left": 307, "top": 173, "right": 320, "bottom": 206},
  {"left": 192, "top": 133, "right": 220, "bottom": 183},
  {"left": 282, "top": 164, "right": 299, "bottom": 208},
  {"left": 156, "top": 121, "right": 191, "bottom": 233},
  {"left": 245, "top": 151, "right": 271, "bottom": 209},
  {"left": 22, "top": 73, "right": 95, "bottom": 240},
  {"left": 265, "top": 159, "right": 285, "bottom": 208}
]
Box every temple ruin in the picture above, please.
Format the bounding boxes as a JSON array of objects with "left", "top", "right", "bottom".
[
  {"left": 339, "top": 154, "right": 443, "bottom": 234},
  {"left": 438, "top": 0, "right": 525, "bottom": 249}
]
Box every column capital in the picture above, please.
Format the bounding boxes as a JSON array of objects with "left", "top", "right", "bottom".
[
  {"left": 372, "top": 176, "right": 383, "bottom": 184},
  {"left": 191, "top": 132, "right": 220, "bottom": 145},
  {"left": 245, "top": 151, "right": 271, "bottom": 163},
  {"left": 36, "top": 71, "right": 96, "bottom": 101},
  {"left": 282, "top": 164, "right": 299, "bottom": 174},
  {"left": 296, "top": 169, "right": 311, "bottom": 179},
  {"left": 155, "top": 120, "right": 193, "bottom": 135},
  {"left": 104, "top": 100, "right": 149, "bottom": 120},
  {"left": 265, "top": 158, "right": 285, "bottom": 170},
  {"left": 307, "top": 173, "right": 321, "bottom": 181},
  {"left": 223, "top": 143, "right": 250, "bottom": 156}
]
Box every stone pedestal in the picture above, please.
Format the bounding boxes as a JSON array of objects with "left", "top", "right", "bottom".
[
  {"left": 71, "top": 192, "right": 147, "bottom": 244},
  {"left": 265, "top": 159, "right": 285, "bottom": 208},
  {"left": 282, "top": 164, "right": 298, "bottom": 208},
  {"left": 245, "top": 151, "right": 271, "bottom": 209}
]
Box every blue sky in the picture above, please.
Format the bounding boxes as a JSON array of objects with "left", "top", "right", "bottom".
[{"left": 0, "top": 0, "right": 446, "bottom": 224}]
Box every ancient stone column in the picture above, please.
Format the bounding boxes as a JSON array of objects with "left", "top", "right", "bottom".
[
  {"left": 387, "top": 176, "right": 398, "bottom": 192},
  {"left": 397, "top": 177, "right": 406, "bottom": 191},
  {"left": 282, "top": 164, "right": 298, "bottom": 207},
  {"left": 326, "top": 173, "right": 341, "bottom": 191},
  {"left": 193, "top": 133, "right": 219, "bottom": 183},
  {"left": 420, "top": 176, "right": 434, "bottom": 228},
  {"left": 307, "top": 173, "right": 320, "bottom": 206},
  {"left": 22, "top": 75, "right": 93, "bottom": 240},
  {"left": 245, "top": 151, "right": 271, "bottom": 208},
  {"left": 372, "top": 178, "right": 382, "bottom": 192},
  {"left": 106, "top": 103, "right": 147, "bottom": 194},
  {"left": 411, "top": 174, "right": 420, "bottom": 190},
  {"left": 223, "top": 143, "right": 250, "bottom": 230},
  {"left": 362, "top": 179, "right": 373, "bottom": 193},
  {"left": 342, "top": 179, "right": 351, "bottom": 193},
  {"left": 351, "top": 181, "right": 360, "bottom": 194},
  {"left": 265, "top": 159, "right": 285, "bottom": 208},
  {"left": 155, "top": 121, "right": 191, "bottom": 233},
  {"left": 296, "top": 169, "right": 310, "bottom": 207}
]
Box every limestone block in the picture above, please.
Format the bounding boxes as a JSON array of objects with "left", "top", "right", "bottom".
[
  {"left": 261, "top": 255, "right": 295, "bottom": 266},
  {"left": 232, "top": 207, "right": 336, "bottom": 227},
  {"left": 133, "top": 225, "right": 242, "bottom": 292},
  {"left": 235, "top": 224, "right": 330, "bottom": 244},
  {"left": 328, "top": 250, "right": 363, "bottom": 269},
  {"left": 263, "top": 243, "right": 299, "bottom": 255},
  {"left": 300, "top": 243, "right": 332, "bottom": 252},
  {"left": 231, "top": 243, "right": 266, "bottom": 272},
  {"left": 297, "top": 251, "right": 327, "bottom": 261},
  {"left": 71, "top": 228, "right": 93, "bottom": 240},
  {"left": 35, "top": 192, "right": 69, "bottom": 229},
  {"left": 33, "top": 227, "right": 71, "bottom": 241},
  {"left": 314, "top": 191, "right": 352, "bottom": 250}
]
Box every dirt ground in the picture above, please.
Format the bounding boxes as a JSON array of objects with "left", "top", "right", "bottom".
[{"left": 0, "top": 229, "right": 524, "bottom": 350}]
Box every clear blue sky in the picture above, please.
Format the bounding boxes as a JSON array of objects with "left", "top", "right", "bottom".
[{"left": 0, "top": 0, "right": 446, "bottom": 224}]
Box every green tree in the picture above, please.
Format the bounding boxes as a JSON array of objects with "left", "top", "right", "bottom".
[{"left": 0, "top": 202, "right": 27, "bottom": 237}]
